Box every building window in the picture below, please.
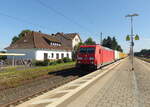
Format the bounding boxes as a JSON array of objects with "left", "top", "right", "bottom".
[
  {"left": 50, "top": 42, "right": 61, "bottom": 46},
  {"left": 56, "top": 53, "right": 59, "bottom": 59},
  {"left": 75, "top": 38, "right": 78, "bottom": 42},
  {"left": 51, "top": 53, "right": 54, "bottom": 58},
  {"left": 61, "top": 53, "right": 64, "bottom": 59},
  {"left": 67, "top": 53, "right": 69, "bottom": 58}
]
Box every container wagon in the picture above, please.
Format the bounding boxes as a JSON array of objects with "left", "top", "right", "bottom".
[{"left": 114, "top": 50, "right": 120, "bottom": 61}]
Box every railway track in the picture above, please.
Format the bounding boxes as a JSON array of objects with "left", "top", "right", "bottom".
[{"left": 0, "top": 68, "right": 91, "bottom": 107}]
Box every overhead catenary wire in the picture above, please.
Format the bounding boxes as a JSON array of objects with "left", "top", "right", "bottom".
[
  {"left": 0, "top": 11, "right": 50, "bottom": 31},
  {"left": 35, "top": 0, "right": 93, "bottom": 35}
]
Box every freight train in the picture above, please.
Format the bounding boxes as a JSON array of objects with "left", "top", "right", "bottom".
[{"left": 76, "top": 44, "right": 127, "bottom": 70}]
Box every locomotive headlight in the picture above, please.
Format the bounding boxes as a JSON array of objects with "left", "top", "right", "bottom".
[
  {"left": 91, "top": 61, "right": 94, "bottom": 64},
  {"left": 89, "top": 57, "right": 94, "bottom": 60},
  {"left": 77, "top": 57, "right": 83, "bottom": 60}
]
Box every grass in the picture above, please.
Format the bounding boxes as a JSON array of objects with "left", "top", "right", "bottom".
[
  {"left": 137, "top": 57, "right": 150, "bottom": 62},
  {"left": 0, "top": 66, "right": 29, "bottom": 72},
  {"left": 0, "top": 62, "right": 75, "bottom": 90}
]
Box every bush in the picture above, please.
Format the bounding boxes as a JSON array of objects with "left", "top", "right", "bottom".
[
  {"left": 63, "top": 57, "right": 72, "bottom": 63},
  {"left": 56, "top": 59, "right": 64, "bottom": 64},
  {"left": 49, "top": 61, "right": 57, "bottom": 65},
  {"left": 35, "top": 59, "right": 49, "bottom": 66},
  {"left": 35, "top": 58, "right": 72, "bottom": 66}
]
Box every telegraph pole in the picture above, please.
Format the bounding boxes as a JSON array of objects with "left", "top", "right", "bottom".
[
  {"left": 125, "top": 13, "right": 139, "bottom": 70},
  {"left": 100, "top": 32, "right": 103, "bottom": 45}
]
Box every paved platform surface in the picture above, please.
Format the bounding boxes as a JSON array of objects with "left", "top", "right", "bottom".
[{"left": 66, "top": 58, "right": 150, "bottom": 107}]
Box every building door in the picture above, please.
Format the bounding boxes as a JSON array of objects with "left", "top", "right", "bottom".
[
  {"left": 61, "top": 53, "right": 64, "bottom": 59},
  {"left": 67, "top": 53, "right": 69, "bottom": 58},
  {"left": 44, "top": 53, "right": 48, "bottom": 60},
  {"left": 56, "top": 53, "right": 59, "bottom": 59}
]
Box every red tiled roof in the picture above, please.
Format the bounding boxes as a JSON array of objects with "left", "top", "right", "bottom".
[
  {"left": 5, "top": 31, "right": 72, "bottom": 51},
  {"left": 55, "top": 32, "right": 81, "bottom": 40}
]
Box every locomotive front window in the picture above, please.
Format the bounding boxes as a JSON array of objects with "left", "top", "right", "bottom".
[
  {"left": 79, "top": 47, "right": 87, "bottom": 53},
  {"left": 87, "top": 47, "right": 95, "bottom": 53},
  {"left": 79, "top": 47, "right": 95, "bottom": 53}
]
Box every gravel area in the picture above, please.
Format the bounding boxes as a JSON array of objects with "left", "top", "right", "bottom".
[{"left": 134, "top": 58, "right": 150, "bottom": 107}]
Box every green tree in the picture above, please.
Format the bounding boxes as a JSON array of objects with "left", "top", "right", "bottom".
[
  {"left": 0, "top": 51, "right": 7, "bottom": 60},
  {"left": 112, "top": 37, "right": 118, "bottom": 49},
  {"left": 72, "top": 42, "right": 84, "bottom": 61},
  {"left": 102, "top": 36, "right": 112, "bottom": 49},
  {"left": 84, "top": 37, "right": 96, "bottom": 45},
  {"left": 134, "top": 49, "right": 150, "bottom": 57},
  {"left": 11, "top": 29, "right": 32, "bottom": 44},
  {"left": 12, "top": 36, "right": 19, "bottom": 44},
  {"left": 116, "top": 45, "right": 123, "bottom": 52},
  {"left": 102, "top": 36, "right": 123, "bottom": 52}
]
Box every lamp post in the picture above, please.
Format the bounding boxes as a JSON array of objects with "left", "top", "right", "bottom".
[
  {"left": 125, "top": 13, "right": 139, "bottom": 70},
  {"left": 100, "top": 32, "right": 103, "bottom": 45}
]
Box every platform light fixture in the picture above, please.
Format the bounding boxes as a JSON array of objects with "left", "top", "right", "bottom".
[{"left": 125, "top": 13, "right": 139, "bottom": 70}]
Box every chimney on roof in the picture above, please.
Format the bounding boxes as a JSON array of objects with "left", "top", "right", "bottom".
[
  {"left": 24, "top": 32, "right": 27, "bottom": 36},
  {"left": 56, "top": 32, "right": 60, "bottom": 35},
  {"left": 56, "top": 32, "right": 64, "bottom": 35}
]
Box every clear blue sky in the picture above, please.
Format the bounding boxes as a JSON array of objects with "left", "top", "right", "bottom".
[{"left": 0, "top": 0, "right": 150, "bottom": 53}]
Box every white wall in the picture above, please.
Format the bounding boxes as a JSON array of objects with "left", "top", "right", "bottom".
[
  {"left": 7, "top": 49, "right": 36, "bottom": 60},
  {"left": 36, "top": 50, "right": 72, "bottom": 61},
  {"left": 7, "top": 49, "right": 72, "bottom": 61},
  {"left": 72, "top": 35, "right": 81, "bottom": 48}
]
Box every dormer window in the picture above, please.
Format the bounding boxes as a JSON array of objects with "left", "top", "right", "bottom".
[{"left": 45, "top": 38, "right": 61, "bottom": 46}]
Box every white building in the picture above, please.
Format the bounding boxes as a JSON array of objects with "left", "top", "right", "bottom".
[{"left": 6, "top": 31, "right": 81, "bottom": 61}]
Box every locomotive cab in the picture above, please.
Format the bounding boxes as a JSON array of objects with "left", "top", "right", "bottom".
[{"left": 76, "top": 45, "right": 100, "bottom": 70}]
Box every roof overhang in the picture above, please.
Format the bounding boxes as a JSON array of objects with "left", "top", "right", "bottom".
[{"left": 0, "top": 53, "right": 26, "bottom": 56}]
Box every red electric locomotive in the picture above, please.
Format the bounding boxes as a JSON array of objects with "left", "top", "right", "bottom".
[{"left": 76, "top": 45, "right": 115, "bottom": 70}]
